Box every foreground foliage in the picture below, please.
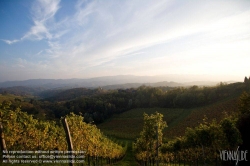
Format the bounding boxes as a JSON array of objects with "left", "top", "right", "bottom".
[
  {"left": 160, "top": 116, "right": 241, "bottom": 165},
  {"left": 0, "top": 101, "right": 126, "bottom": 165}
]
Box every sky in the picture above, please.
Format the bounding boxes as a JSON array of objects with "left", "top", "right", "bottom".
[{"left": 0, "top": 0, "right": 250, "bottom": 82}]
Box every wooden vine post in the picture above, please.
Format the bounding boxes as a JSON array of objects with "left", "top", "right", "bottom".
[
  {"left": 62, "top": 118, "right": 74, "bottom": 166},
  {"left": 0, "top": 122, "right": 9, "bottom": 163}
]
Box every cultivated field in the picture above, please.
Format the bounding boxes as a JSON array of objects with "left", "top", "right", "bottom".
[{"left": 98, "top": 97, "right": 238, "bottom": 139}]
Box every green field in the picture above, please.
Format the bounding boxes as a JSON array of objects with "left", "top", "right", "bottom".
[
  {"left": 97, "top": 107, "right": 190, "bottom": 139},
  {"left": 97, "top": 97, "right": 238, "bottom": 140}
]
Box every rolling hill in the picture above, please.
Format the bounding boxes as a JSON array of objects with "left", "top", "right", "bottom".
[{"left": 0, "top": 75, "right": 221, "bottom": 89}]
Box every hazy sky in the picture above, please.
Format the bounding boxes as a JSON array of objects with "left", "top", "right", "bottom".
[{"left": 0, "top": 0, "right": 250, "bottom": 82}]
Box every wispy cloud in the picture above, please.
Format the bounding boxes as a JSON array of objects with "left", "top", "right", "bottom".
[
  {"left": 31, "top": 0, "right": 60, "bottom": 21},
  {"left": 22, "top": 0, "right": 61, "bottom": 41},
  {"left": 1, "top": 39, "right": 19, "bottom": 45},
  {"left": 2, "top": 0, "right": 61, "bottom": 44}
]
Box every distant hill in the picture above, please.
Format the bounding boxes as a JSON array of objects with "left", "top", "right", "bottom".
[
  {"left": 39, "top": 88, "right": 102, "bottom": 101},
  {"left": 0, "top": 75, "right": 225, "bottom": 89},
  {"left": 101, "top": 81, "right": 219, "bottom": 90},
  {"left": 101, "top": 81, "right": 184, "bottom": 90},
  {"left": 0, "top": 80, "right": 219, "bottom": 98},
  {"left": 0, "top": 75, "right": 240, "bottom": 99}
]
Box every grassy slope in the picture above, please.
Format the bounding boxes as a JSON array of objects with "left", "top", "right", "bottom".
[{"left": 98, "top": 97, "right": 238, "bottom": 140}]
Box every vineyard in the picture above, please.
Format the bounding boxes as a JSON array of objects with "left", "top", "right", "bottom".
[
  {"left": 97, "top": 108, "right": 188, "bottom": 139},
  {"left": 133, "top": 112, "right": 242, "bottom": 166},
  {"left": 0, "top": 101, "right": 126, "bottom": 165},
  {"left": 97, "top": 97, "right": 238, "bottom": 140},
  {"left": 98, "top": 92, "right": 249, "bottom": 165},
  {"left": 132, "top": 91, "right": 250, "bottom": 166},
  {"left": 165, "top": 97, "right": 239, "bottom": 139}
]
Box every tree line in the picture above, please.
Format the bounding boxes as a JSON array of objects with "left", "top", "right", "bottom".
[{"left": 7, "top": 81, "right": 247, "bottom": 124}]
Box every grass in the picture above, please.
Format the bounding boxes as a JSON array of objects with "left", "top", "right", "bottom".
[{"left": 113, "top": 139, "right": 139, "bottom": 166}]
